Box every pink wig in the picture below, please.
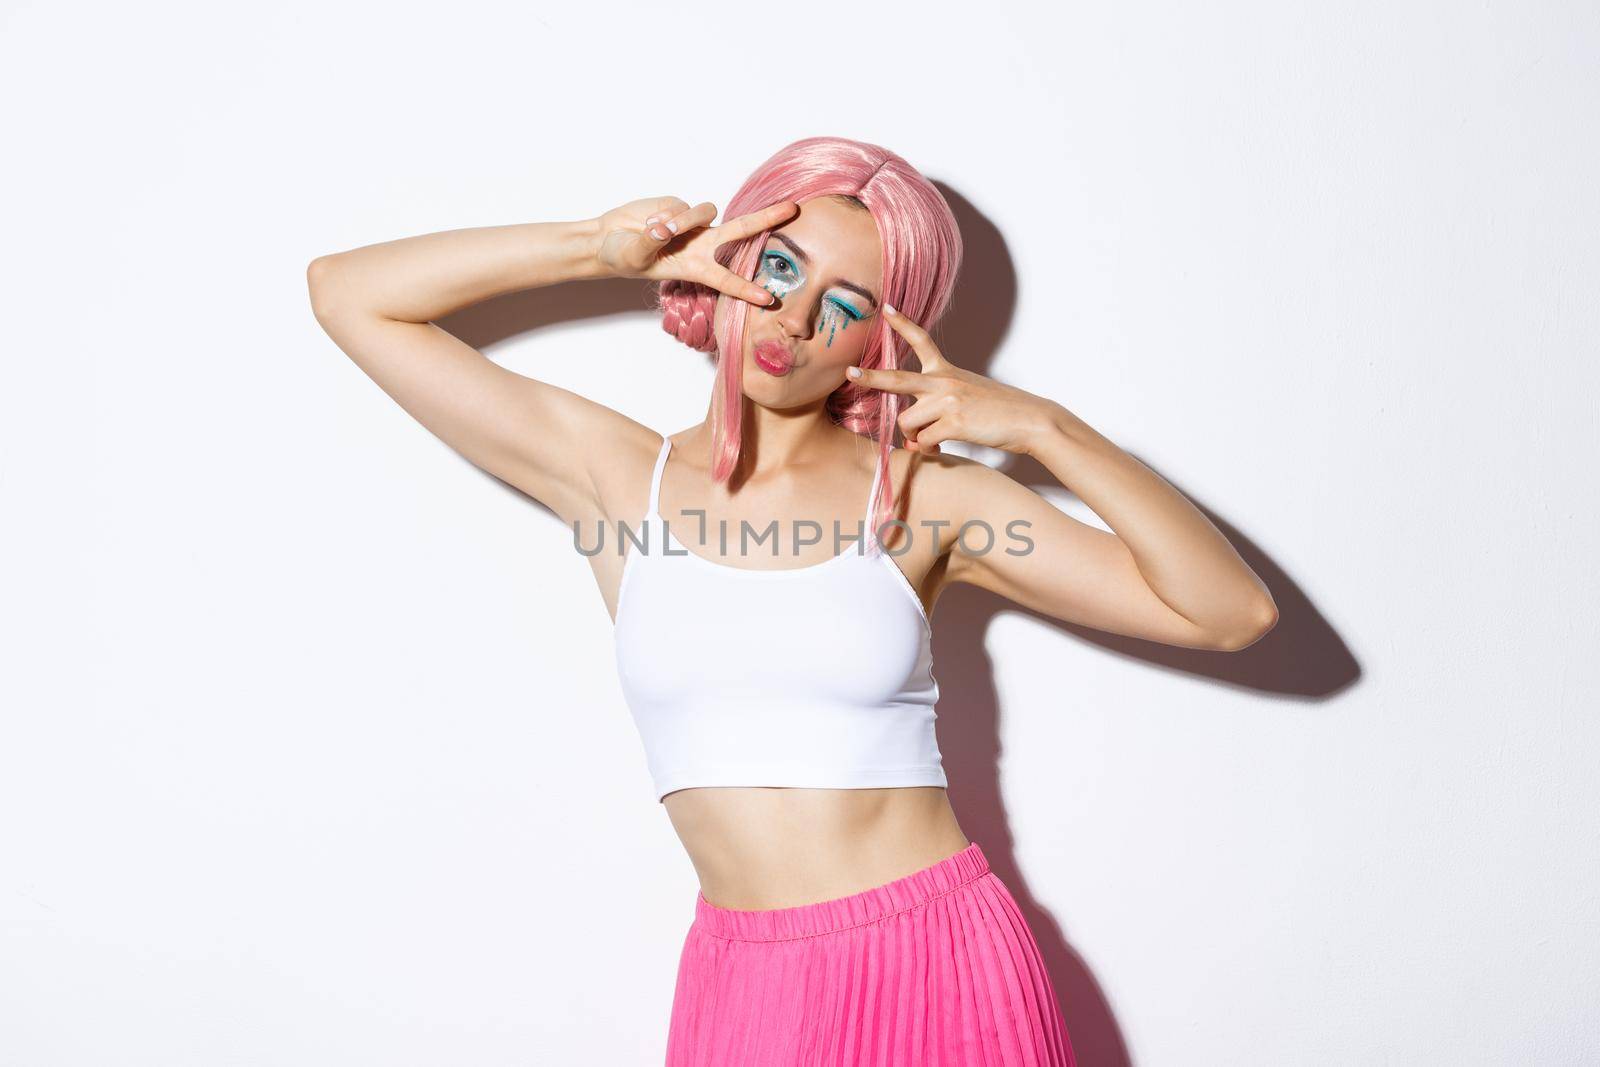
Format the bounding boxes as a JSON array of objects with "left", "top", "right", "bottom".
[{"left": 655, "top": 136, "right": 964, "bottom": 556}]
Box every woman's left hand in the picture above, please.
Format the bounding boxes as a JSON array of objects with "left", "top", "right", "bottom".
[{"left": 846, "top": 305, "right": 1066, "bottom": 456}]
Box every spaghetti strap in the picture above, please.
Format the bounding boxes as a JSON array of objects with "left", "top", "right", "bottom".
[
  {"left": 644, "top": 434, "right": 881, "bottom": 548},
  {"left": 861, "top": 450, "right": 885, "bottom": 554},
  {"left": 645, "top": 435, "right": 672, "bottom": 521}
]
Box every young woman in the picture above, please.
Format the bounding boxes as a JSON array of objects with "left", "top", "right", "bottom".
[{"left": 307, "top": 136, "right": 1277, "bottom": 1065}]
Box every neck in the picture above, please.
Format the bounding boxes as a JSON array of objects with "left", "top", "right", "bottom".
[{"left": 700, "top": 388, "right": 850, "bottom": 477}]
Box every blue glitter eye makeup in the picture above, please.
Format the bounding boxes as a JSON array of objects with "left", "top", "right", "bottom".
[
  {"left": 820, "top": 299, "right": 861, "bottom": 347},
  {"left": 757, "top": 251, "right": 805, "bottom": 298},
  {"left": 756, "top": 244, "right": 873, "bottom": 346},
  {"left": 830, "top": 298, "right": 864, "bottom": 321}
]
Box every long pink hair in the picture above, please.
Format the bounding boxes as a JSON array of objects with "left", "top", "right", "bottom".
[{"left": 655, "top": 136, "right": 964, "bottom": 556}]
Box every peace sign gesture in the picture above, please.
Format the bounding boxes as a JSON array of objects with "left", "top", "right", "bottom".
[
  {"left": 594, "top": 196, "right": 799, "bottom": 307},
  {"left": 846, "top": 305, "right": 1067, "bottom": 456}
]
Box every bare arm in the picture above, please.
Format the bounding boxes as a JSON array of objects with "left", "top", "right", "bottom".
[
  {"left": 941, "top": 419, "right": 1278, "bottom": 651},
  {"left": 305, "top": 197, "right": 796, "bottom": 524},
  {"left": 856, "top": 306, "right": 1278, "bottom": 653},
  {"left": 306, "top": 217, "right": 638, "bottom": 524}
]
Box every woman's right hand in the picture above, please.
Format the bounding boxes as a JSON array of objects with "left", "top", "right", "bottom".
[{"left": 592, "top": 196, "right": 799, "bottom": 306}]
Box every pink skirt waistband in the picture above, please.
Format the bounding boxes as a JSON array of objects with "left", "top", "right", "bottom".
[{"left": 692, "top": 841, "right": 991, "bottom": 942}]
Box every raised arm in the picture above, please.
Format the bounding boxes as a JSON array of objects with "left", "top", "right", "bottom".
[
  {"left": 928, "top": 437, "right": 1277, "bottom": 651},
  {"left": 305, "top": 197, "right": 796, "bottom": 524},
  {"left": 851, "top": 306, "right": 1278, "bottom": 653}
]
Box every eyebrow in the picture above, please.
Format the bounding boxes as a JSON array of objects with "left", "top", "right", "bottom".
[{"left": 770, "top": 232, "right": 880, "bottom": 307}]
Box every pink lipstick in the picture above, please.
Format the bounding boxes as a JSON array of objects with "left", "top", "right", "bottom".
[{"left": 753, "top": 340, "right": 795, "bottom": 377}]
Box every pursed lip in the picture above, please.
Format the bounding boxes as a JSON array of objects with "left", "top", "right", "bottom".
[{"left": 752, "top": 338, "right": 796, "bottom": 376}]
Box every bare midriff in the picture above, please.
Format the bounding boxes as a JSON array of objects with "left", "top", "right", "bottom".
[{"left": 662, "top": 786, "right": 971, "bottom": 910}]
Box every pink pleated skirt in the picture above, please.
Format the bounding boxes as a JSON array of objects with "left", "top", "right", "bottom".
[{"left": 665, "top": 840, "right": 1077, "bottom": 1066}]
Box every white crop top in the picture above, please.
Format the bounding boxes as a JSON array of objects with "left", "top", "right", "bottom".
[{"left": 613, "top": 434, "right": 947, "bottom": 803}]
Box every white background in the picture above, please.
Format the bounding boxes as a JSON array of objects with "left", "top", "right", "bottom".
[{"left": 3, "top": 1, "right": 1597, "bottom": 1063}]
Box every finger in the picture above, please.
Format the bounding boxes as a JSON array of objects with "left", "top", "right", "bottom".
[
  {"left": 670, "top": 201, "right": 719, "bottom": 233},
  {"left": 917, "top": 423, "right": 952, "bottom": 450},
  {"left": 644, "top": 198, "right": 697, "bottom": 236},
  {"left": 644, "top": 197, "right": 691, "bottom": 227},
  {"left": 844, "top": 364, "right": 934, "bottom": 396},
  {"left": 903, "top": 420, "right": 948, "bottom": 454},
  {"left": 882, "top": 304, "right": 946, "bottom": 369},
  {"left": 713, "top": 200, "right": 800, "bottom": 245},
  {"left": 643, "top": 197, "right": 688, "bottom": 220},
  {"left": 704, "top": 262, "right": 778, "bottom": 307},
  {"left": 647, "top": 202, "right": 717, "bottom": 243},
  {"left": 897, "top": 396, "right": 945, "bottom": 436}
]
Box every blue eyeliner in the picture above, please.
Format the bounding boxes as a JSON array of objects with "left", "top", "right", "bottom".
[
  {"left": 756, "top": 247, "right": 871, "bottom": 347},
  {"left": 757, "top": 251, "right": 805, "bottom": 297}
]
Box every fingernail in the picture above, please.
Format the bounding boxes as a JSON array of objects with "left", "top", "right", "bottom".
[
  {"left": 884, "top": 302, "right": 896, "bottom": 315},
  {"left": 846, "top": 366, "right": 861, "bottom": 379},
  {"left": 665, "top": 220, "right": 679, "bottom": 234},
  {"left": 651, "top": 225, "right": 668, "bottom": 239}
]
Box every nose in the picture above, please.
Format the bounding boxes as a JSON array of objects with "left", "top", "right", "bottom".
[{"left": 770, "top": 290, "right": 818, "bottom": 341}]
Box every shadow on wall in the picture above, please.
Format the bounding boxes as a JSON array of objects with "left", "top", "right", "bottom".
[
  {"left": 931, "top": 182, "right": 1360, "bottom": 1067},
  {"left": 441, "top": 265, "right": 664, "bottom": 355},
  {"left": 433, "top": 183, "right": 1361, "bottom": 1067}
]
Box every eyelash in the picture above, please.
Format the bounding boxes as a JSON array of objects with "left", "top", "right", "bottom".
[{"left": 761, "top": 251, "right": 865, "bottom": 322}]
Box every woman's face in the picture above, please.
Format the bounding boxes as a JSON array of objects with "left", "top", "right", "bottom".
[{"left": 716, "top": 195, "right": 884, "bottom": 407}]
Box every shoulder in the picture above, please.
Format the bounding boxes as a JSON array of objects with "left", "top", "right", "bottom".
[
  {"left": 589, "top": 423, "right": 673, "bottom": 527},
  {"left": 901, "top": 445, "right": 1058, "bottom": 551},
  {"left": 881, "top": 443, "right": 1005, "bottom": 511},
  {"left": 875, "top": 444, "right": 1010, "bottom": 553}
]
